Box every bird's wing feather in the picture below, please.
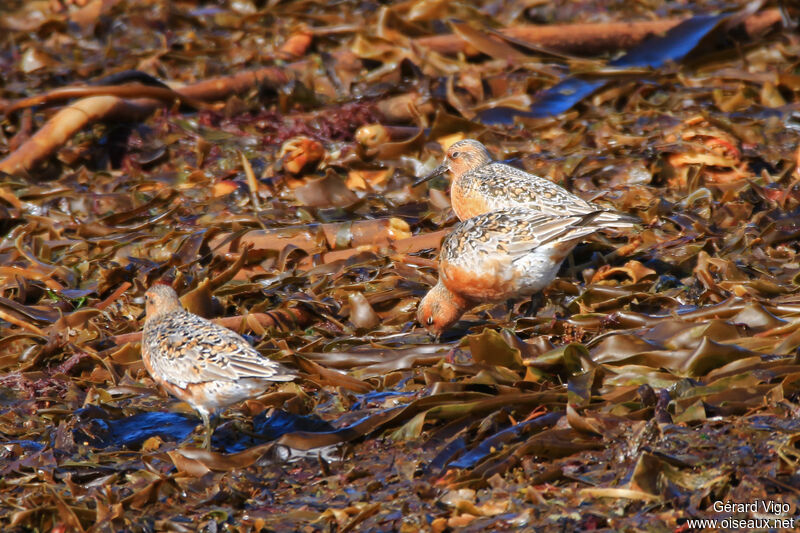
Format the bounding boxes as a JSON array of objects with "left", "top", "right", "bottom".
[
  {"left": 503, "top": 211, "right": 602, "bottom": 261},
  {"left": 144, "top": 312, "right": 294, "bottom": 387},
  {"left": 474, "top": 164, "right": 596, "bottom": 215},
  {"left": 444, "top": 209, "right": 602, "bottom": 265},
  {"left": 472, "top": 164, "right": 640, "bottom": 230}
]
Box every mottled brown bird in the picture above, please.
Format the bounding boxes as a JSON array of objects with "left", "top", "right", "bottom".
[
  {"left": 414, "top": 139, "right": 637, "bottom": 229},
  {"left": 141, "top": 285, "right": 295, "bottom": 449},
  {"left": 417, "top": 208, "right": 605, "bottom": 337}
]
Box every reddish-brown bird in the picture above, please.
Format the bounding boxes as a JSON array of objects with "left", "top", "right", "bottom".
[
  {"left": 141, "top": 285, "right": 296, "bottom": 449},
  {"left": 417, "top": 208, "right": 605, "bottom": 337},
  {"left": 415, "top": 139, "right": 637, "bottom": 230}
]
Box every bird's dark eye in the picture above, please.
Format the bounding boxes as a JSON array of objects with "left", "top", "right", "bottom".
[
  {"left": 427, "top": 317, "right": 434, "bottom": 325},
  {"left": 451, "top": 151, "right": 460, "bottom": 159}
]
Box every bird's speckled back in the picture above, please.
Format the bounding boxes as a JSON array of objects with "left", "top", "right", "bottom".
[{"left": 438, "top": 208, "right": 604, "bottom": 300}]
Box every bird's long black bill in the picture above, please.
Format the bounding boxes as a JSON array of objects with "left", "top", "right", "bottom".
[{"left": 412, "top": 164, "right": 448, "bottom": 187}]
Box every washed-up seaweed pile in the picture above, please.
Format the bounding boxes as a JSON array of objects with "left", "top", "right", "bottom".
[{"left": 1, "top": 0, "right": 800, "bottom": 530}]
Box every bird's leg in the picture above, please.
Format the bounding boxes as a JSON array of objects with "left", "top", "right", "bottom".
[
  {"left": 199, "top": 410, "right": 215, "bottom": 450},
  {"left": 526, "top": 292, "right": 544, "bottom": 317},
  {"left": 505, "top": 299, "right": 516, "bottom": 321},
  {"left": 570, "top": 250, "right": 611, "bottom": 278}
]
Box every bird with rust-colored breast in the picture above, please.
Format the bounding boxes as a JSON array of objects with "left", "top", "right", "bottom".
[
  {"left": 417, "top": 208, "right": 607, "bottom": 337},
  {"left": 141, "top": 285, "right": 296, "bottom": 449},
  {"left": 414, "top": 139, "right": 638, "bottom": 230}
]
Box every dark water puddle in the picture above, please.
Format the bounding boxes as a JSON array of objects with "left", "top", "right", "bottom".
[
  {"left": 73, "top": 407, "right": 336, "bottom": 453},
  {"left": 427, "top": 436, "right": 468, "bottom": 473},
  {"left": 748, "top": 415, "right": 800, "bottom": 433},
  {"left": 479, "top": 14, "right": 726, "bottom": 124},
  {"left": 73, "top": 409, "right": 198, "bottom": 448},
  {"left": 0, "top": 439, "right": 46, "bottom": 452},
  {"left": 253, "top": 408, "right": 335, "bottom": 436},
  {"left": 350, "top": 390, "right": 417, "bottom": 411},
  {"left": 445, "top": 412, "right": 563, "bottom": 470},
  {"left": 221, "top": 409, "right": 336, "bottom": 454}
]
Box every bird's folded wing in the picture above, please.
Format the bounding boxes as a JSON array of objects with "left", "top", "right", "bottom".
[
  {"left": 503, "top": 212, "right": 602, "bottom": 260},
  {"left": 476, "top": 165, "right": 596, "bottom": 213},
  {"left": 226, "top": 354, "right": 296, "bottom": 381},
  {"left": 195, "top": 325, "right": 295, "bottom": 381},
  {"left": 152, "top": 314, "right": 279, "bottom": 385},
  {"left": 152, "top": 340, "right": 239, "bottom": 386}
]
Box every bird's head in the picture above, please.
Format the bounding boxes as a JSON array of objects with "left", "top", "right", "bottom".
[
  {"left": 416, "top": 281, "right": 469, "bottom": 339},
  {"left": 143, "top": 284, "right": 183, "bottom": 320},
  {"left": 413, "top": 139, "right": 493, "bottom": 186}
]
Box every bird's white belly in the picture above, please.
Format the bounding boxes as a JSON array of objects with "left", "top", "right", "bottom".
[{"left": 509, "top": 245, "right": 564, "bottom": 296}]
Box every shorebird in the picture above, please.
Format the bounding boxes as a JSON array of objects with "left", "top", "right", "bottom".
[
  {"left": 141, "top": 285, "right": 296, "bottom": 449},
  {"left": 417, "top": 208, "right": 605, "bottom": 337},
  {"left": 414, "top": 139, "right": 637, "bottom": 229}
]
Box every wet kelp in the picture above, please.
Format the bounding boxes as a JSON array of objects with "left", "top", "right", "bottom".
[{"left": 1, "top": 0, "right": 800, "bottom": 531}]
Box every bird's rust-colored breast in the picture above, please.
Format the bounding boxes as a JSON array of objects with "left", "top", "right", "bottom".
[
  {"left": 441, "top": 262, "right": 516, "bottom": 302},
  {"left": 451, "top": 182, "right": 491, "bottom": 220},
  {"left": 142, "top": 345, "right": 194, "bottom": 403}
]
